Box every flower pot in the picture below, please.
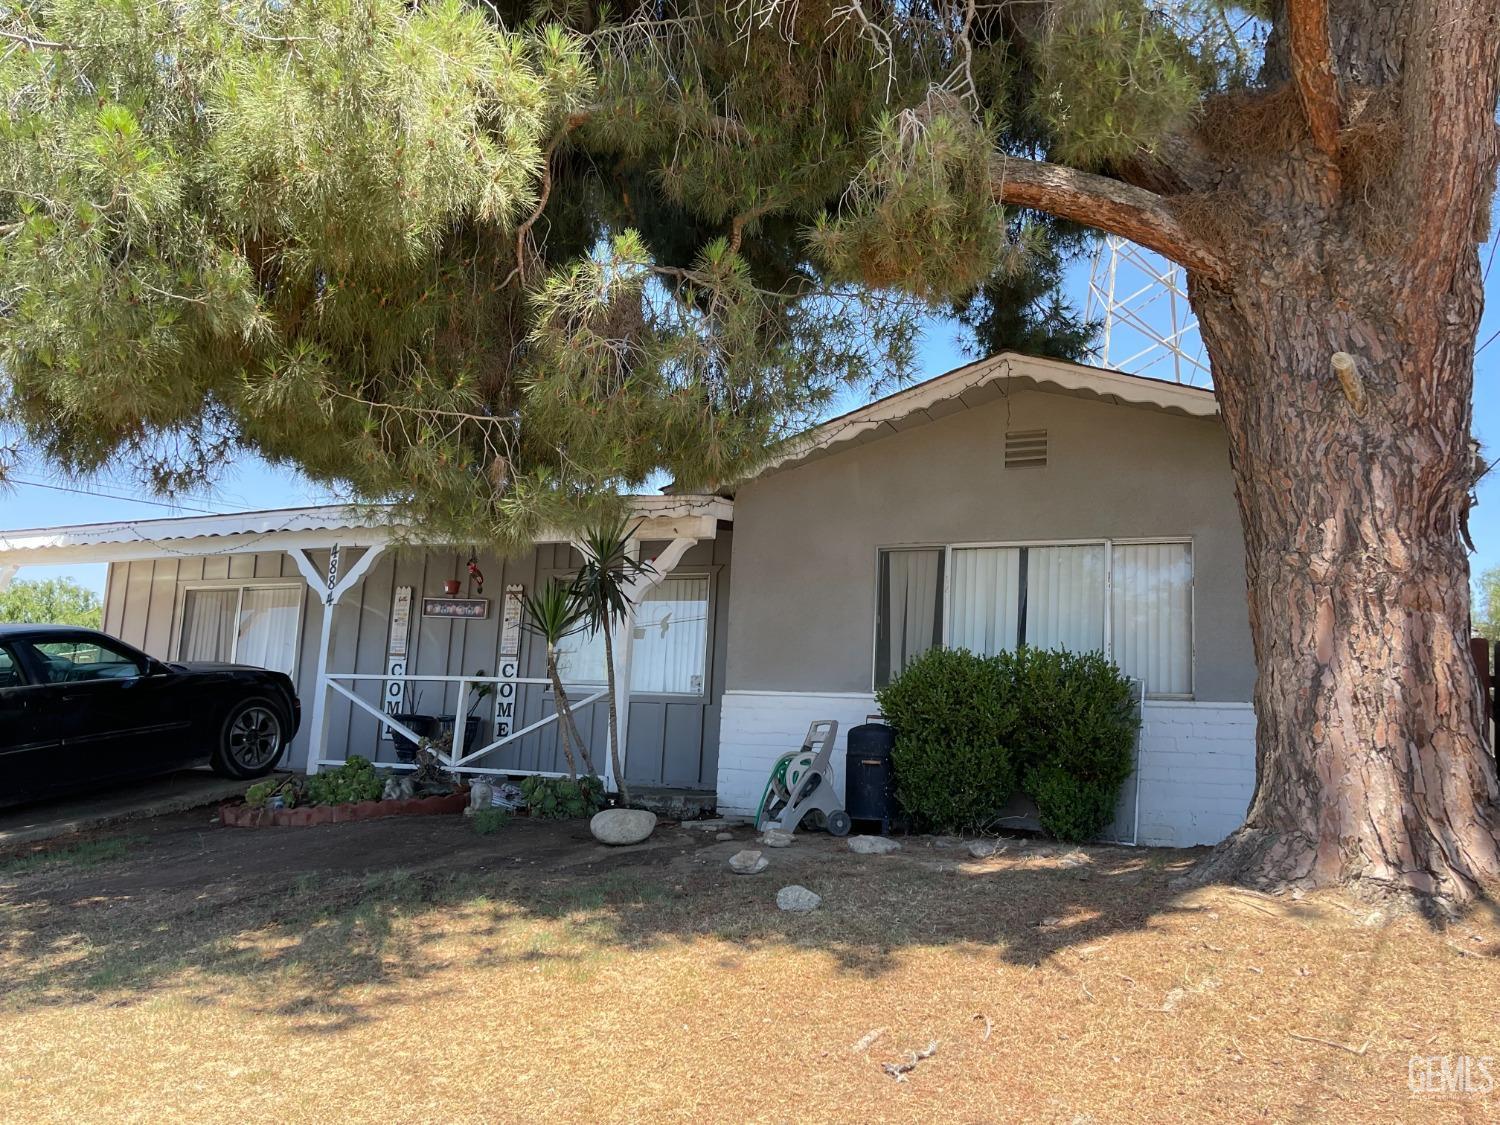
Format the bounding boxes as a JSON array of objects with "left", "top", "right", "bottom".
[{"left": 443, "top": 579, "right": 462, "bottom": 596}]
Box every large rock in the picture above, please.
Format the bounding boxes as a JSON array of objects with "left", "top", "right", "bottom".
[
  {"left": 847, "top": 835, "right": 900, "bottom": 855},
  {"left": 761, "top": 829, "right": 794, "bottom": 848},
  {"left": 729, "top": 849, "right": 768, "bottom": 874},
  {"left": 590, "top": 808, "right": 657, "bottom": 846},
  {"left": 776, "top": 885, "right": 822, "bottom": 912},
  {"left": 967, "top": 840, "right": 1003, "bottom": 859}
]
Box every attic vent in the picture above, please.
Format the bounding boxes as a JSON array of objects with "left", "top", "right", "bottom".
[{"left": 1004, "top": 429, "right": 1048, "bottom": 469}]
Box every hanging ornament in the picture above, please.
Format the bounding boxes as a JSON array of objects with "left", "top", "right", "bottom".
[{"left": 467, "top": 555, "right": 486, "bottom": 595}]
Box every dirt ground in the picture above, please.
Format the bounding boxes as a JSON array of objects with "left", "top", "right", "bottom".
[{"left": 2, "top": 810, "right": 1498, "bottom": 1124}]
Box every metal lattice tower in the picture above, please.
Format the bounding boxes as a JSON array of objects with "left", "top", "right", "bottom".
[{"left": 1084, "top": 237, "right": 1212, "bottom": 386}]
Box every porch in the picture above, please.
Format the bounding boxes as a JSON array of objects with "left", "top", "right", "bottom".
[{"left": 0, "top": 497, "right": 733, "bottom": 795}]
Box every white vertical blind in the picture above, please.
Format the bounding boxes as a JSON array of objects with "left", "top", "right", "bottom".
[
  {"left": 555, "top": 576, "right": 712, "bottom": 694},
  {"left": 554, "top": 624, "right": 608, "bottom": 687},
  {"left": 1111, "top": 543, "right": 1192, "bottom": 695},
  {"left": 876, "top": 549, "right": 943, "bottom": 685},
  {"left": 949, "top": 547, "right": 1022, "bottom": 655},
  {"left": 181, "top": 588, "right": 237, "bottom": 662},
  {"left": 630, "top": 575, "right": 710, "bottom": 694},
  {"left": 1026, "top": 545, "right": 1106, "bottom": 653},
  {"left": 236, "top": 586, "right": 302, "bottom": 675}
]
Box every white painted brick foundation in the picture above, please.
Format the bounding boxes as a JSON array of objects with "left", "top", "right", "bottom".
[
  {"left": 1133, "top": 701, "right": 1256, "bottom": 846},
  {"left": 715, "top": 691, "right": 880, "bottom": 817},
  {"left": 715, "top": 691, "right": 1257, "bottom": 847}
]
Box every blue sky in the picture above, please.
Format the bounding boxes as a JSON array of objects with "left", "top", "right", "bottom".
[{"left": 7, "top": 231, "right": 1500, "bottom": 598}]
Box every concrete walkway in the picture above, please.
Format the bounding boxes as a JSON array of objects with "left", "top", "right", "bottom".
[{"left": 0, "top": 769, "right": 270, "bottom": 850}]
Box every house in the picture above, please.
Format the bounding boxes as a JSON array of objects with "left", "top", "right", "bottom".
[{"left": 0, "top": 352, "right": 1257, "bottom": 845}]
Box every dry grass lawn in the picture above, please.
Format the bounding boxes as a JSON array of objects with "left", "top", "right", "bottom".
[{"left": 2, "top": 811, "right": 1498, "bottom": 1123}]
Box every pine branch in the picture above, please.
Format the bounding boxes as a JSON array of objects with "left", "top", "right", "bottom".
[
  {"left": 1286, "top": 0, "right": 1341, "bottom": 200},
  {"left": 1287, "top": 0, "right": 1340, "bottom": 155},
  {"left": 1396, "top": 0, "right": 1500, "bottom": 294},
  {"left": 990, "top": 156, "right": 1232, "bottom": 284},
  {"left": 0, "top": 27, "right": 76, "bottom": 50}
]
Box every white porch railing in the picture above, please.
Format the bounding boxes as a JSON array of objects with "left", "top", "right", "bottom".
[{"left": 317, "top": 672, "right": 609, "bottom": 780}]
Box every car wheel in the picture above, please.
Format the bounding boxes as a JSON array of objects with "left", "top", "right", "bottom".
[{"left": 212, "top": 697, "right": 287, "bottom": 779}]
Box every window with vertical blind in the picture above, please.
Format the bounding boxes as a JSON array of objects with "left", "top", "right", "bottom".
[
  {"left": 180, "top": 585, "right": 303, "bottom": 676},
  {"left": 553, "top": 574, "right": 712, "bottom": 696},
  {"left": 874, "top": 541, "right": 1192, "bottom": 697},
  {"left": 874, "top": 548, "right": 945, "bottom": 688}
]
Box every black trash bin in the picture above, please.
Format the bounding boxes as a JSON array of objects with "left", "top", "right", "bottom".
[{"left": 846, "top": 719, "right": 896, "bottom": 834}]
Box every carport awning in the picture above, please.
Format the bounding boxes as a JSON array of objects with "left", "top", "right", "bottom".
[{"left": 0, "top": 495, "right": 733, "bottom": 569}]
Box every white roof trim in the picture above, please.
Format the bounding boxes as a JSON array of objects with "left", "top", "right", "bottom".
[
  {"left": 744, "top": 351, "right": 1217, "bottom": 482},
  {"left": 0, "top": 495, "right": 733, "bottom": 566}
]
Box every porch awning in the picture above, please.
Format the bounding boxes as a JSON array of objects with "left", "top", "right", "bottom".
[{"left": 0, "top": 495, "right": 732, "bottom": 567}]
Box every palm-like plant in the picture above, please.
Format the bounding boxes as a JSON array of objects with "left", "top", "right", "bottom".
[
  {"left": 572, "top": 518, "right": 653, "bottom": 803},
  {"left": 520, "top": 579, "right": 595, "bottom": 781}
]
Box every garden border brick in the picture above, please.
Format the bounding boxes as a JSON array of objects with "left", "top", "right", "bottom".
[{"left": 219, "top": 789, "right": 469, "bottom": 828}]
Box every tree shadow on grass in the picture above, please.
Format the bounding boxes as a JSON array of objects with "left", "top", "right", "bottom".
[{"left": 1, "top": 814, "right": 1493, "bottom": 1033}]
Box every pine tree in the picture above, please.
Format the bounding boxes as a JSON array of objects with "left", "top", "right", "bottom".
[{"left": 3, "top": 0, "right": 1498, "bottom": 907}]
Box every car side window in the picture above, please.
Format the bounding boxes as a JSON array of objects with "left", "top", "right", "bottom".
[
  {"left": 28, "top": 638, "right": 144, "bottom": 684},
  {"left": 0, "top": 646, "right": 19, "bottom": 688}
]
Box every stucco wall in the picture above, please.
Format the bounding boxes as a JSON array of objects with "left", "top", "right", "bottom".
[{"left": 724, "top": 387, "right": 1255, "bottom": 701}]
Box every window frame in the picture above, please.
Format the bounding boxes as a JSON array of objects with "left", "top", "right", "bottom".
[
  {"left": 870, "top": 537, "right": 1195, "bottom": 699},
  {"left": 542, "top": 566, "right": 720, "bottom": 702},
  {"left": 174, "top": 580, "right": 306, "bottom": 678}
]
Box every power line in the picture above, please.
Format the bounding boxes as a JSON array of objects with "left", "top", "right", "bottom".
[{"left": 7, "top": 476, "right": 219, "bottom": 515}]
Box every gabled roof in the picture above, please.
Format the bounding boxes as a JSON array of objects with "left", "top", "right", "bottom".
[{"left": 741, "top": 351, "right": 1217, "bottom": 482}]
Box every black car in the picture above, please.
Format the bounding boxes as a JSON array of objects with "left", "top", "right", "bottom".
[{"left": 0, "top": 624, "right": 299, "bottom": 806}]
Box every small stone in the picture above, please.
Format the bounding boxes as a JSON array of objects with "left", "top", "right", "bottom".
[
  {"left": 930, "top": 835, "right": 962, "bottom": 849},
  {"left": 715, "top": 831, "right": 734, "bottom": 842},
  {"left": 589, "top": 808, "right": 658, "bottom": 846},
  {"left": 1037, "top": 916, "right": 1062, "bottom": 930},
  {"left": 761, "top": 830, "right": 794, "bottom": 848},
  {"left": 847, "top": 835, "right": 901, "bottom": 855},
  {"left": 776, "top": 885, "right": 821, "bottom": 912},
  {"left": 729, "top": 849, "right": 768, "bottom": 875},
  {"left": 967, "top": 840, "right": 1002, "bottom": 859}
]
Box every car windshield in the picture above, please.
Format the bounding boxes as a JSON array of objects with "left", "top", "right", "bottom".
[{"left": 28, "top": 638, "right": 142, "bottom": 684}]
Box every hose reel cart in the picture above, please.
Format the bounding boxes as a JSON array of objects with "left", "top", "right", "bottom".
[{"left": 754, "top": 720, "right": 851, "bottom": 837}]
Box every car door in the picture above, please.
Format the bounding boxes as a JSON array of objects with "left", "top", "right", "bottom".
[
  {"left": 19, "top": 633, "right": 195, "bottom": 784},
  {"left": 0, "top": 642, "right": 64, "bottom": 803}
]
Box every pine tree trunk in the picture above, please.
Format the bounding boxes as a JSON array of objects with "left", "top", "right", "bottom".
[
  {"left": 1188, "top": 241, "right": 1500, "bottom": 908},
  {"left": 602, "top": 624, "right": 630, "bottom": 803}
]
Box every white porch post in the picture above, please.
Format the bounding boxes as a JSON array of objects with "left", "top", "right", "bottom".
[
  {"left": 291, "top": 541, "right": 387, "bottom": 775},
  {"left": 0, "top": 564, "right": 17, "bottom": 593}
]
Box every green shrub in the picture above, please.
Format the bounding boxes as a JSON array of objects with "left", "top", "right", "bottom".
[
  {"left": 304, "top": 756, "right": 385, "bottom": 806},
  {"left": 520, "top": 775, "right": 604, "bottom": 819},
  {"left": 876, "top": 645, "right": 1139, "bottom": 842},
  {"left": 245, "top": 779, "right": 279, "bottom": 809},
  {"left": 469, "top": 807, "right": 512, "bottom": 835},
  {"left": 875, "top": 647, "right": 1020, "bottom": 833},
  {"left": 1010, "top": 648, "right": 1138, "bottom": 842}
]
